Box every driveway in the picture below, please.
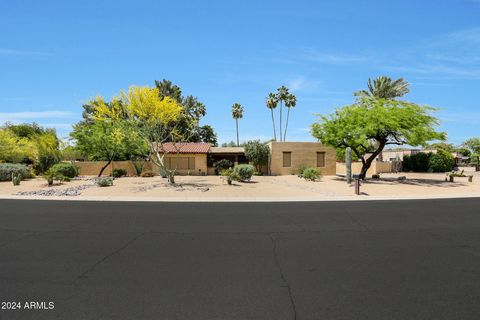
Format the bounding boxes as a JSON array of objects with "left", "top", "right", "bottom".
[{"left": 1, "top": 199, "right": 480, "bottom": 319}]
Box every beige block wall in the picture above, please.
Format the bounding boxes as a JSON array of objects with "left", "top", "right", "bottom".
[
  {"left": 76, "top": 161, "right": 137, "bottom": 176},
  {"left": 268, "top": 142, "right": 336, "bottom": 175},
  {"left": 76, "top": 154, "right": 208, "bottom": 176},
  {"left": 336, "top": 161, "right": 394, "bottom": 176}
]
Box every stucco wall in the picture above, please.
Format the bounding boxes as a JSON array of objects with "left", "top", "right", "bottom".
[
  {"left": 268, "top": 142, "right": 336, "bottom": 175},
  {"left": 336, "top": 161, "right": 394, "bottom": 176}
]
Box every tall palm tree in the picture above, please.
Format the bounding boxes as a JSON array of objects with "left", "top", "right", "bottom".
[
  {"left": 231, "top": 103, "right": 244, "bottom": 147},
  {"left": 354, "top": 76, "right": 410, "bottom": 99},
  {"left": 283, "top": 93, "right": 297, "bottom": 142},
  {"left": 276, "top": 86, "right": 290, "bottom": 142},
  {"left": 266, "top": 92, "right": 278, "bottom": 141}
]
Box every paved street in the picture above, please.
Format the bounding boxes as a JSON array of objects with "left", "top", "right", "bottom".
[{"left": 1, "top": 198, "right": 480, "bottom": 319}]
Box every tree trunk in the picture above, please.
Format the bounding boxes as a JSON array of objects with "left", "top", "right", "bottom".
[
  {"left": 236, "top": 119, "right": 239, "bottom": 147},
  {"left": 279, "top": 101, "right": 283, "bottom": 142},
  {"left": 270, "top": 108, "right": 277, "bottom": 141},
  {"left": 358, "top": 142, "right": 386, "bottom": 180},
  {"left": 98, "top": 157, "right": 113, "bottom": 177},
  {"left": 283, "top": 106, "right": 291, "bottom": 142}
]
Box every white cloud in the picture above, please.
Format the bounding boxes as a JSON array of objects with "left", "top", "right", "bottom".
[
  {"left": 0, "top": 110, "right": 76, "bottom": 122},
  {"left": 287, "top": 76, "right": 320, "bottom": 92},
  {"left": 0, "top": 48, "right": 49, "bottom": 57}
]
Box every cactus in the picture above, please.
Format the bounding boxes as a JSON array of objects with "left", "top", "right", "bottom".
[
  {"left": 346, "top": 147, "right": 352, "bottom": 184},
  {"left": 12, "top": 172, "right": 21, "bottom": 186}
]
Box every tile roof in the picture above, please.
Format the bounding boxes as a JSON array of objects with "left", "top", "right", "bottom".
[{"left": 157, "top": 143, "right": 211, "bottom": 154}]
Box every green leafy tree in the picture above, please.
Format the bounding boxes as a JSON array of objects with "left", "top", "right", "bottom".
[
  {"left": 244, "top": 140, "right": 269, "bottom": 172},
  {"left": 312, "top": 97, "right": 445, "bottom": 179},
  {"left": 231, "top": 103, "right": 244, "bottom": 147},
  {"left": 354, "top": 76, "right": 410, "bottom": 99},
  {"left": 154, "top": 79, "right": 215, "bottom": 144},
  {"left": 463, "top": 137, "right": 480, "bottom": 154},
  {"left": 71, "top": 115, "right": 146, "bottom": 176}
]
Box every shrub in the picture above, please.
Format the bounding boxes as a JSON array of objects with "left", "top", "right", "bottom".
[
  {"left": 220, "top": 168, "right": 240, "bottom": 185},
  {"left": 50, "top": 163, "right": 78, "bottom": 178},
  {"left": 0, "top": 163, "right": 33, "bottom": 181},
  {"left": 12, "top": 172, "right": 21, "bottom": 186},
  {"left": 297, "top": 164, "right": 308, "bottom": 177},
  {"left": 436, "top": 149, "right": 455, "bottom": 171},
  {"left": 214, "top": 159, "right": 233, "bottom": 174},
  {"left": 402, "top": 155, "right": 412, "bottom": 171},
  {"left": 43, "top": 169, "right": 65, "bottom": 186},
  {"left": 428, "top": 154, "right": 447, "bottom": 172},
  {"left": 403, "top": 152, "right": 432, "bottom": 172},
  {"left": 300, "top": 167, "right": 321, "bottom": 181},
  {"left": 141, "top": 170, "right": 156, "bottom": 177},
  {"left": 112, "top": 168, "right": 127, "bottom": 178},
  {"left": 234, "top": 164, "right": 254, "bottom": 182},
  {"left": 96, "top": 176, "right": 113, "bottom": 187}
]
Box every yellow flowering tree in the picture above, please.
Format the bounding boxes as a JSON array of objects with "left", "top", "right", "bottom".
[
  {"left": 0, "top": 128, "right": 37, "bottom": 163},
  {"left": 94, "top": 86, "right": 185, "bottom": 183}
]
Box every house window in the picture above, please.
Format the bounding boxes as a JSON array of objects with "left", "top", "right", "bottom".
[
  {"left": 167, "top": 157, "right": 195, "bottom": 170},
  {"left": 316, "top": 152, "right": 325, "bottom": 167},
  {"left": 282, "top": 152, "right": 291, "bottom": 167}
]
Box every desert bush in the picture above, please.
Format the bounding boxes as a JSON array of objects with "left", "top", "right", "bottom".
[
  {"left": 214, "top": 159, "right": 233, "bottom": 174},
  {"left": 43, "top": 169, "right": 65, "bottom": 186},
  {"left": 50, "top": 163, "right": 78, "bottom": 178},
  {"left": 141, "top": 170, "right": 156, "bottom": 177},
  {"left": 220, "top": 168, "right": 240, "bottom": 185},
  {"left": 234, "top": 164, "right": 254, "bottom": 182},
  {"left": 296, "top": 164, "right": 308, "bottom": 177},
  {"left": 12, "top": 172, "right": 21, "bottom": 185},
  {"left": 96, "top": 176, "right": 113, "bottom": 187},
  {"left": 0, "top": 163, "right": 33, "bottom": 181},
  {"left": 300, "top": 167, "right": 321, "bottom": 181},
  {"left": 111, "top": 168, "right": 128, "bottom": 178}
]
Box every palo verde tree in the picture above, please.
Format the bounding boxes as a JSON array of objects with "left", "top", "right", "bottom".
[
  {"left": 312, "top": 97, "right": 445, "bottom": 179},
  {"left": 94, "top": 86, "right": 186, "bottom": 183},
  {"left": 231, "top": 103, "right": 244, "bottom": 147},
  {"left": 71, "top": 97, "right": 147, "bottom": 176}
]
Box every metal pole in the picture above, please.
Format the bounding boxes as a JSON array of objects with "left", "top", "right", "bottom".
[{"left": 355, "top": 178, "right": 360, "bottom": 195}]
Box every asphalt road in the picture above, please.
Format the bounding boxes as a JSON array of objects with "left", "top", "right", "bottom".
[{"left": 1, "top": 198, "right": 480, "bottom": 319}]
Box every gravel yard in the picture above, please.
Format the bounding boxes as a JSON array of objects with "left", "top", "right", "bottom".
[{"left": 1, "top": 168, "right": 479, "bottom": 201}]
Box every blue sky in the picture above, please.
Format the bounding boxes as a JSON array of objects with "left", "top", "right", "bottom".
[{"left": 1, "top": 0, "right": 479, "bottom": 145}]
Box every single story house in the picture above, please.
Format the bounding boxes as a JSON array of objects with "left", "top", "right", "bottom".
[{"left": 155, "top": 141, "right": 336, "bottom": 176}]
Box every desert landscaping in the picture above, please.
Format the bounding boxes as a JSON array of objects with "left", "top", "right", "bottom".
[{"left": 1, "top": 167, "right": 478, "bottom": 201}]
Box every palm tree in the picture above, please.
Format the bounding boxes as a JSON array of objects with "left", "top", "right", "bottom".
[
  {"left": 276, "top": 86, "right": 290, "bottom": 142},
  {"left": 266, "top": 93, "right": 278, "bottom": 141},
  {"left": 231, "top": 103, "right": 244, "bottom": 147},
  {"left": 354, "top": 76, "right": 410, "bottom": 99},
  {"left": 283, "top": 93, "right": 297, "bottom": 142}
]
